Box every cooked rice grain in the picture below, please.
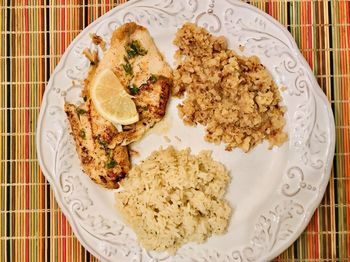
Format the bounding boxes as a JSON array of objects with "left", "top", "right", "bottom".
[
  {"left": 115, "top": 146, "right": 231, "bottom": 253},
  {"left": 173, "top": 23, "right": 288, "bottom": 152}
]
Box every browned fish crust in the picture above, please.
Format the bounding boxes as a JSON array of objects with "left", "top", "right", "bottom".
[
  {"left": 113, "top": 76, "right": 172, "bottom": 145},
  {"left": 64, "top": 103, "right": 130, "bottom": 189},
  {"left": 94, "top": 22, "right": 173, "bottom": 146},
  {"left": 112, "top": 22, "right": 148, "bottom": 43}
]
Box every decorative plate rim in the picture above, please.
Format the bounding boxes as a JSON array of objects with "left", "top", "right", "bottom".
[{"left": 36, "top": 0, "right": 335, "bottom": 261}]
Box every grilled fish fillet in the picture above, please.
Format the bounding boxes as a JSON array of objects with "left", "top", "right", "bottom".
[
  {"left": 64, "top": 22, "right": 171, "bottom": 188},
  {"left": 65, "top": 102, "right": 130, "bottom": 189},
  {"left": 96, "top": 22, "right": 172, "bottom": 84},
  {"left": 117, "top": 76, "right": 171, "bottom": 145},
  {"left": 90, "top": 22, "right": 173, "bottom": 146}
]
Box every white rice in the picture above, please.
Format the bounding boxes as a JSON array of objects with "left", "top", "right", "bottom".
[{"left": 115, "top": 146, "right": 231, "bottom": 253}]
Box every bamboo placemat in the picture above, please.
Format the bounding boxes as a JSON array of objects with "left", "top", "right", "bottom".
[{"left": 0, "top": 0, "right": 349, "bottom": 261}]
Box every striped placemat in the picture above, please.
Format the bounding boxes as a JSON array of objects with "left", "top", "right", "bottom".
[{"left": 0, "top": 0, "right": 348, "bottom": 261}]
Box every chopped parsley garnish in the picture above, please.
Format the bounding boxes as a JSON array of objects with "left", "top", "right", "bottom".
[
  {"left": 128, "top": 84, "right": 139, "bottom": 95},
  {"left": 108, "top": 149, "right": 113, "bottom": 158},
  {"left": 98, "top": 139, "right": 108, "bottom": 148},
  {"left": 127, "top": 49, "right": 137, "bottom": 59},
  {"left": 149, "top": 74, "right": 158, "bottom": 83},
  {"left": 126, "top": 40, "right": 147, "bottom": 59},
  {"left": 76, "top": 108, "right": 87, "bottom": 115},
  {"left": 122, "top": 62, "right": 133, "bottom": 76},
  {"left": 79, "top": 129, "right": 86, "bottom": 139},
  {"left": 106, "top": 159, "right": 117, "bottom": 169}
]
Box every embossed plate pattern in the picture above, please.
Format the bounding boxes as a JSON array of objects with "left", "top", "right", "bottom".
[{"left": 36, "top": 0, "right": 335, "bottom": 261}]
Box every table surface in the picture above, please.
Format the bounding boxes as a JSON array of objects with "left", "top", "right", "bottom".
[{"left": 0, "top": 0, "right": 349, "bottom": 261}]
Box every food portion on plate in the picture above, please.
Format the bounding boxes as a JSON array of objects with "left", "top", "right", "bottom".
[
  {"left": 115, "top": 146, "right": 231, "bottom": 254},
  {"left": 64, "top": 22, "right": 172, "bottom": 189},
  {"left": 173, "top": 23, "right": 288, "bottom": 152},
  {"left": 90, "top": 22, "right": 173, "bottom": 147},
  {"left": 65, "top": 102, "right": 131, "bottom": 189},
  {"left": 64, "top": 21, "right": 288, "bottom": 253}
]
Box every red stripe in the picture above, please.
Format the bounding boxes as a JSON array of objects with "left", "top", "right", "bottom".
[
  {"left": 24, "top": 1, "right": 30, "bottom": 261},
  {"left": 348, "top": 2, "right": 350, "bottom": 48},
  {"left": 347, "top": 2, "right": 350, "bottom": 102}
]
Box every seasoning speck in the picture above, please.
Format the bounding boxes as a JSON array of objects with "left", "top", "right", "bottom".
[
  {"left": 126, "top": 40, "right": 147, "bottom": 59},
  {"left": 175, "top": 136, "right": 182, "bottom": 142},
  {"left": 149, "top": 74, "right": 158, "bottom": 84},
  {"left": 79, "top": 129, "right": 86, "bottom": 139},
  {"left": 76, "top": 108, "right": 87, "bottom": 115},
  {"left": 164, "top": 136, "right": 171, "bottom": 143},
  {"left": 129, "top": 84, "right": 139, "bottom": 95},
  {"left": 122, "top": 61, "right": 133, "bottom": 76},
  {"left": 106, "top": 159, "right": 117, "bottom": 169}
]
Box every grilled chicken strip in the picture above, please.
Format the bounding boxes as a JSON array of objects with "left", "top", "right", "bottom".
[{"left": 64, "top": 102, "right": 130, "bottom": 189}]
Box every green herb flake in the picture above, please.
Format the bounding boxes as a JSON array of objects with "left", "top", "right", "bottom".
[
  {"left": 128, "top": 84, "right": 140, "bottom": 95},
  {"left": 108, "top": 150, "right": 113, "bottom": 159},
  {"left": 149, "top": 74, "right": 158, "bottom": 84},
  {"left": 79, "top": 129, "right": 86, "bottom": 139},
  {"left": 106, "top": 159, "right": 117, "bottom": 169},
  {"left": 76, "top": 108, "right": 87, "bottom": 115},
  {"left": 98, "top": 139, "right": 108, "bottom": 148},
  {"left": 127, "top": 49, "right": 137, "bottom": 58},
  {"left": 126, "top": 40, "right": 147, "bottom": 59},
  {"left": 122, "top": 62, "right": 133, "bottom": 76}
]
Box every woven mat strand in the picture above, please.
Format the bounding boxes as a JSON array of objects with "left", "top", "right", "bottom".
[{"left": 0, "top": 0, "right": 349, "bottom": 261}]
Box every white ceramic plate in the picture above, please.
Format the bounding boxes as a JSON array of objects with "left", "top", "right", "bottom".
[{"left": 36, "top": 0, "right": 335, "bottom": 261}]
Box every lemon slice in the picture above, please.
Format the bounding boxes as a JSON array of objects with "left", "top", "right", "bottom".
[{"left": 91, "top": 69, "right": 139, "bottom": 125}]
